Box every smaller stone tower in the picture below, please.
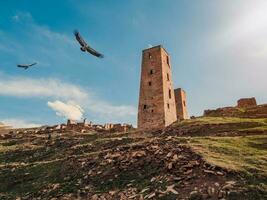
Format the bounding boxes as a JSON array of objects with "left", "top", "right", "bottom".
[{"left": 174, "top": 88, "right": 189, "bottom": 120}]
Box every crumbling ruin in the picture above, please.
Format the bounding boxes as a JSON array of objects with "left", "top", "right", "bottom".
[
  {"left": 9, "top": 119, "right": 134, "bottom": 136},
  {"left": 104, "top": 123, "right": 133, "bottom": 132},
  {"left": 204, "top": 97, "right": 267, "bottom": 118},
  {"left": 62, "top": 119, "right": 133, "bottom": 133},
  {"left": 237, "top": 97, "right": 257, "bottom": 108}
]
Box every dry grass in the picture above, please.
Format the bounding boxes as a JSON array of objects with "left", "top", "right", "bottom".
[{"left": 187, "top": 135, "right": 267, "bottom": 191}]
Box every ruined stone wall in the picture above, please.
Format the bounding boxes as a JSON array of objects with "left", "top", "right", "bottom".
[
  {"left": 104, "top": 123, "right": 133, "bottom": 132},
  {"left": 204, "top": 104, "right": 267, "bottom": 118},
  {"left": 244, "top": 104, "right": 267, "bottom": 118},
  {"left": 237, "top": 98, "right": 257, "bottom": 108},
  {"left": 137, "top": 45, "right": 177, "bottom": 130},
  {"left": 174, "top": 88, "right": 189, "bottom": 120}
]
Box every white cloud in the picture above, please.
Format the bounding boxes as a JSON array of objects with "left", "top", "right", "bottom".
[
  {"left": 0, "top": 73, "right": 136, "bottom": 122},
  {"left": 0, "top": 74, "right": 88, "bottom": 102},
  {"left": 11, "top": 12, "right": 32, "bottom": 22},
  {"left": 1, "top": 118, "right": 41, "bottom": 128},
  {"left": 48, "top": 100, "right": 84, "bottom": 120}
]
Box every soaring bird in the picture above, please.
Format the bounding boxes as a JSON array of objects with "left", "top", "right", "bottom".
[
  {"left": 74, "top": 30, "right": 104, "bottom": 58},
  {"left": 17, "top": 62, "right": 37, "bottom": 70}
]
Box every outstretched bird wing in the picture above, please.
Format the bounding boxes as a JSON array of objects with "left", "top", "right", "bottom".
[
  {"left": 74, "top": 30, "right": 87, "bottom": 47},
  {"left": 85, "top": 45, "right": 104, "bottom": 58},
  {"left": 74, "top": 30, "right": 104, "bottom": 58},
  {"left": 29, "top": 62, "right": 37, "bottom": 67},
  {"left": 17, "top": 65, "right": 28, "bottom": 70}
]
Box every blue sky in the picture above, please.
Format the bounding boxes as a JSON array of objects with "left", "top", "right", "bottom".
[{"left": 0, "top": 0, "right": 267, "bottom": 127}]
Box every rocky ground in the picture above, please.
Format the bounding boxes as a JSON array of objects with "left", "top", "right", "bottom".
[{"left": 0, "top": 117, "right": 266, "bottom": 200}]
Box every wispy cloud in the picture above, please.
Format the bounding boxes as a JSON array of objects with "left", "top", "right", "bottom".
[
  {"left": 1, "top": 118, "right": 41, "bottom": 128},
  {"left": 47, "top": 100, "right": 84, "bottom": 120},
  {"left": 0, "top": 73, "right": 136, "bottom": 122},
  {"left": 11, "top": 12, "right": 32, "bottom": 22},
  {"left": 12, "top": 15, "right": 19, "bottom": 22},
  {"left": 0, "top": 74, "right": 88, "bottom": 102}
]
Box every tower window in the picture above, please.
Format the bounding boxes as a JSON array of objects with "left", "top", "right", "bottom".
[
  {"left": 148, "top": 81, "right": 152, "bottom": 86},
  {"left": 167, "top": 73, "right": 170, "bottom": 81},
  {"left": 183, "top": 101, "right": 186, "bottom": 107},
  {"left": 166, "top": 55, "right": 170, "bottom": 66},
  {"left": 148, "top": 52, "right": 152, "bottom": 59},
  {"left": 143, "top": 105, "right": 147, "bottom": 110},
  {"left": 167, "top": 103, "right": 170, "bottom": 109},
  {"left": 169, "top": 89, "right": 171, "bottom": 99},
  {"left": 150, "top": 69, "right": 155, "bottom": 74},
  {"left": 151, "top": 109, "right": 154, "bottom": 113}
]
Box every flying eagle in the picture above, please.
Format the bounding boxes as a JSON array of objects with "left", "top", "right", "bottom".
[
  {"left": 17, "top": 62, "right": 37, "bottom": 70},
  {"left": 74, "top": 30, "right": 104, "bottom": 58}
]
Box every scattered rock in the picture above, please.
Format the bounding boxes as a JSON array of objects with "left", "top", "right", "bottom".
[
  {"left": 216, "top": 171, "right": 224, "bottom": 176},
  {"left": 207, "top": 186, "right": 215, "bottom": 196},
  {"left": 166, "top": 184, "right": 179, "bottom": 195},
  {"left": 145, "top": 192, "right": 156, "bottom": 199},
  {"left": 218, "top": 190, "right": 226, "bottom": 199},
  {"left": 189, "top": 191, "right": 203, "bottom": 200}
]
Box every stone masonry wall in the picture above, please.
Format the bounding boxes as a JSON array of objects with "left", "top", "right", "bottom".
[
  {"left": 237, "top": 97, "right": 257, "bottom": 108},
  {"left": 137, "top": 45, "right": 177, "bottom": 130},
  {"left": 174, "top": 88, "right": 189, "bottom": 120}
]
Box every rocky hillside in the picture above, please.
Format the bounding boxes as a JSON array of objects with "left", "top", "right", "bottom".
[{"left": 0, "top": 117, "right": 266, "bottom": 200}]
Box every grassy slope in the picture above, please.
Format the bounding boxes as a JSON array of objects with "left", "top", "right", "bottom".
[
  {"left": 188, "top": 136, "right": 267, "bottom": 191},
  {"left": 177, "top": 117, "right": 267, "bottom": 179},
  {"left": 179, "top": 117, "right": 267, "bottom": 130},
  {"left": 180, "top": 117, "right": 267, "bottom": 124}
]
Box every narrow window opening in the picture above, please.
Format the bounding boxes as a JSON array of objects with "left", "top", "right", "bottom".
[
  {"left": 150, "top": 69, "right": 154, "bottom": 74},
  {"left": 167, "top": 73, "right": 170, "bottom": 81},
  {"left": 148, "top": 81, "right": 152, "bottom": 86},
  {"left": 151, "top": 109, "right": 154, "bottom": 113},
  {"left": 167, "top": 103, "right": 170, "bottom": 109},
  {"left": 143, "top": 105, "right": 147, "bottom": 110},
  {"left": 166, "top": 55, "right": 170, "bottom": 66},
  {"left": 169, "top": 89, "right": 171, "bottom": 99},
  {"left": 183, "top": 101, "right": 186, "bottom": 107}
]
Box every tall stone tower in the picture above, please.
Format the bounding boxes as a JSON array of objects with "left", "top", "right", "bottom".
[
  {"left": 174, "top": 88, "right": 189, "bottom": 120},
  {"left": 137, "top": 45, "right": 177, "bottom": 130}
]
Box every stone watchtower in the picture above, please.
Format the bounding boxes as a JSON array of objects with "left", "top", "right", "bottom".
[
  {"left": 138, "top": 45, "right": 177, "bottom": 130},
  {"left": 174, "top": 88, "right": 189, "bottom": 120}
]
